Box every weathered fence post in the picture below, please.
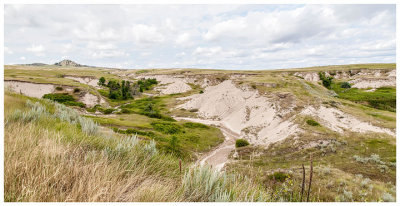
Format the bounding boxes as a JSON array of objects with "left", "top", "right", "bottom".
[
  {"left": 307, "top": 154, "right": 313, "bottom": 202},
  {"left": 300, "top": 164, "right": 305, "bottom": 202},
  {"left": 179, "top": 159, "right": 182, "bottom": 174}
]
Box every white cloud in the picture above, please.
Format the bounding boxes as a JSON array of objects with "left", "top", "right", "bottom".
[
  {"left": 87, "top": 42, "right": 116, "bottom": 50},
  {"left": 90, "top": 50, "right": 129, "bottom": 59},
  {"left": 175, "top": 33, "right": 191, "bottom": 45},
  {"left": 193, "top": 46, "right": 222, "bottom": 56},
  {"left": 26, "top": 44, "right": 45, "bottom": 56},
  {"left": 131, "top": 24, "right": 164, "bottom": 44},
  {"left": 26, "top": 44, "right": 44, "bottom": 53},
  {"left": 5, "top": 46, "right": 13, "bottom": 54},
  {"left": 19, "top": 56, "right": 25, "bottom": 60}
]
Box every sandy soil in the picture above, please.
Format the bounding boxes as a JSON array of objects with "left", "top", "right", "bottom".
[
  {"left": 136, "top": 75, "right": 193, "bottom": 94},
  {"left": 80, "top": 93, "right": 101, "bottom": 107},
  {"left": 294, "top": 72, "right": 320, "bottom": 82},
  {"left": 177, "top": 80, "right": 300, "bottom": 146},
  {"left": 301, "top": 106, "right": 395, "bottom": 136},
  {"left": 349, "top": 77, "right": 396, "bottom": 89},
  {"left": 388, "top": 69, "right": 396, "bottom": 77},
  {"left": 5, "top": 80, "right": 55, "bottom": 98},
  {"left": 65, "top": 76, "right": 100, "bottom": 89},
  {"left": 157, "top": 82, "right": 192, "bottom": 94}
]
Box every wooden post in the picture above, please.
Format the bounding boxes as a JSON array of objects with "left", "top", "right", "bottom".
[
  {"left": 307, "top": 154, "right": 313, "bottom": 202},
  {"left": 179, "top": 159, "right": 182, "bottom": 174},
  {"left": 300, "top": 164, "right": 305, "bottom": 202}
]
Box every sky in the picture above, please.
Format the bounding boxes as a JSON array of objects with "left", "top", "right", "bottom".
[{"left": 4, "top": 4, "right": 396, "bottom": 70}]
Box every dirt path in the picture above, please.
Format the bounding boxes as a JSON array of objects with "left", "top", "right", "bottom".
[{"left": 174, "top": 117, "right": 240, "bottom": 171}]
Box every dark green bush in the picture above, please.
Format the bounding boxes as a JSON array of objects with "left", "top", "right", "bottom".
[
  {"left": 73, "top": 88, "right": 81, "bottom": 93},
  {"left": 235, "top": 139, "right": 250, "bottom": 148},
  {"left": 340, "top": 82, "right": 351, "bottom": 88},
  {"left": 43, "top": 93, "right": 86, "bottom": 108},
  {"left": 199, "top": 90, "right": 204, "bottom": 94},
  {"left": 64, "top": 101, "right": 85, "bottom": 108},
  {"left": 269, "top": 172, "right": 289, "bottom": 182},
  {"left": 138, "top": 78, "right": 158, "bottom": 91},
  {"left": 43, "top": 93, "right": 75, "bottom": 103},
  {"left": 98, "top": 77, "right": 106, "bottom": 86},
  {"left": 103, "top": 108, "right": 115, "bottom": 114},
  {"left": 319, "top": 72, "right": 334, "bottom": 89},
  {"left": 183, "top": 122, "right": 209, "bottom": 129},
  {"left": 306, "top": 119, "right": 320, "bottom": 126},
  {"left": 55, "top": 86, "right": 63, "bottom": 91},
  {"left": 151, "top": 121, "right": 182, "bottom": 134},
  {"left": 121, "top": 108, "right": 132, "bottom": 114}
]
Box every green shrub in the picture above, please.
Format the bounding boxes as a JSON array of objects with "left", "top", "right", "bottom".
[
  {"left": 138, "top": 78, "right": 158, "bottom": 92},
  {"left": 268, "top": 172, "right": 288, "bottom": 182},
  {"left": 306, "top": 119, "right": 320, "bottom": 126},
  {"left": 98, "top": 77, "right": 106, "bottom": 86},
  {"left": 340, "top": 82, "right": 351, "bottom": 88},
  {"left": 319, "top": 72, "right": 334, "bottom": 89},
  {"left": 64, "top": 101, "right": 85, "bottom": 108},
  {"left": 6, "top": 100, "right": 49, "bottom": 124},
  {"left": 103, "top": 108, "right": 115, "bottom": 114},
  {"left": 73, "top": 88, "right": 81, "bottom": 93},
  {"left": 43, "top": 93, "right": 86, "bottom": 108},
  {"left": 55, "top": 86, "right": 63, "bottom": 91},
  {"left": 121, "top": 108, "right": 132, "bottom": 114},
  {"left": 151, "top": 121, "right": 182, "bottom": 134},
  {"left": 235, "top": 139, "right": 249, "bottom": 147},
  {"left": 183, "top": 122, "right": 209, "bottom": 129},
  {"left": 43, "top": 93, "right": 75, "bottom": 103},
  {"left": 189, "top": 108, "right": 199, "bottom": 112},
  {"left": 199, "top": 90, "right": 204, "bottom": 94},
  {"left": 167, "top": 136, "right": 180, "bottom": 153}
]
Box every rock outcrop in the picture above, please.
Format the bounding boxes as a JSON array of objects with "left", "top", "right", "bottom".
[{"left": 55, "top": 59, "right": 81, "bottom": 67}]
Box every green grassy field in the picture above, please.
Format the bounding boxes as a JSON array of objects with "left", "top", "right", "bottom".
[{"left": 332, "top": 83, "right": 396, "bottom": 112}]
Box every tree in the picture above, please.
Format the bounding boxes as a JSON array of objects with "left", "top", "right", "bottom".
[
  {"left": 319, "top": 72, "right": 333, "bottom": 89},
  {"left": 98, "top": 77, "right": 106, "bottom": 86}
]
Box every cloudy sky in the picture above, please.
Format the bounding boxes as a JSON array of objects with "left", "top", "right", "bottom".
[{"left": 4, "top": 4, "right": 396, "bottom": 70}]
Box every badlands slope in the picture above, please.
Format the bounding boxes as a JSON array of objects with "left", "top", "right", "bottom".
[{"left": 4, "top": 63, "right": 397, "bottom": 201}]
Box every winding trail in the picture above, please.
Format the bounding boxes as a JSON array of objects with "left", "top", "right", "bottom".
[{"left": 174, "top": 117, "right": 240, "bottom": 171}]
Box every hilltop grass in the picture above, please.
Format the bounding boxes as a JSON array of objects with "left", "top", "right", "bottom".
[
  {"left": 331, "top": 83, "right": 396, "bottom": 112},
  {"left": 226, "top": 129, "right": 396, "bottom": 202},
  {"left": 4, "top": 93, "right": 274, "bottom": 202}
]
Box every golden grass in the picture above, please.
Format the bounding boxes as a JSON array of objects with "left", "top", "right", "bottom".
[{"left": 4, "top": 121, "right": 182, "bottom": 202}]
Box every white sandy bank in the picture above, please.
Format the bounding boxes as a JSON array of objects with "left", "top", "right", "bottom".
[
  {"left": 177, "top": 80, "right": 300, "bottom": 146},
  {"left": 5, "top": 81, "right": 55, "bottom": 98},
  {"left": 301, "top": 106, "right": 395, "bottom": 136},
  {"left": 136, "top": 75, "right": 193, "bottom": 94},
  {"left": 65, "top": 76, "right": 100, "bottom": 89}
]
